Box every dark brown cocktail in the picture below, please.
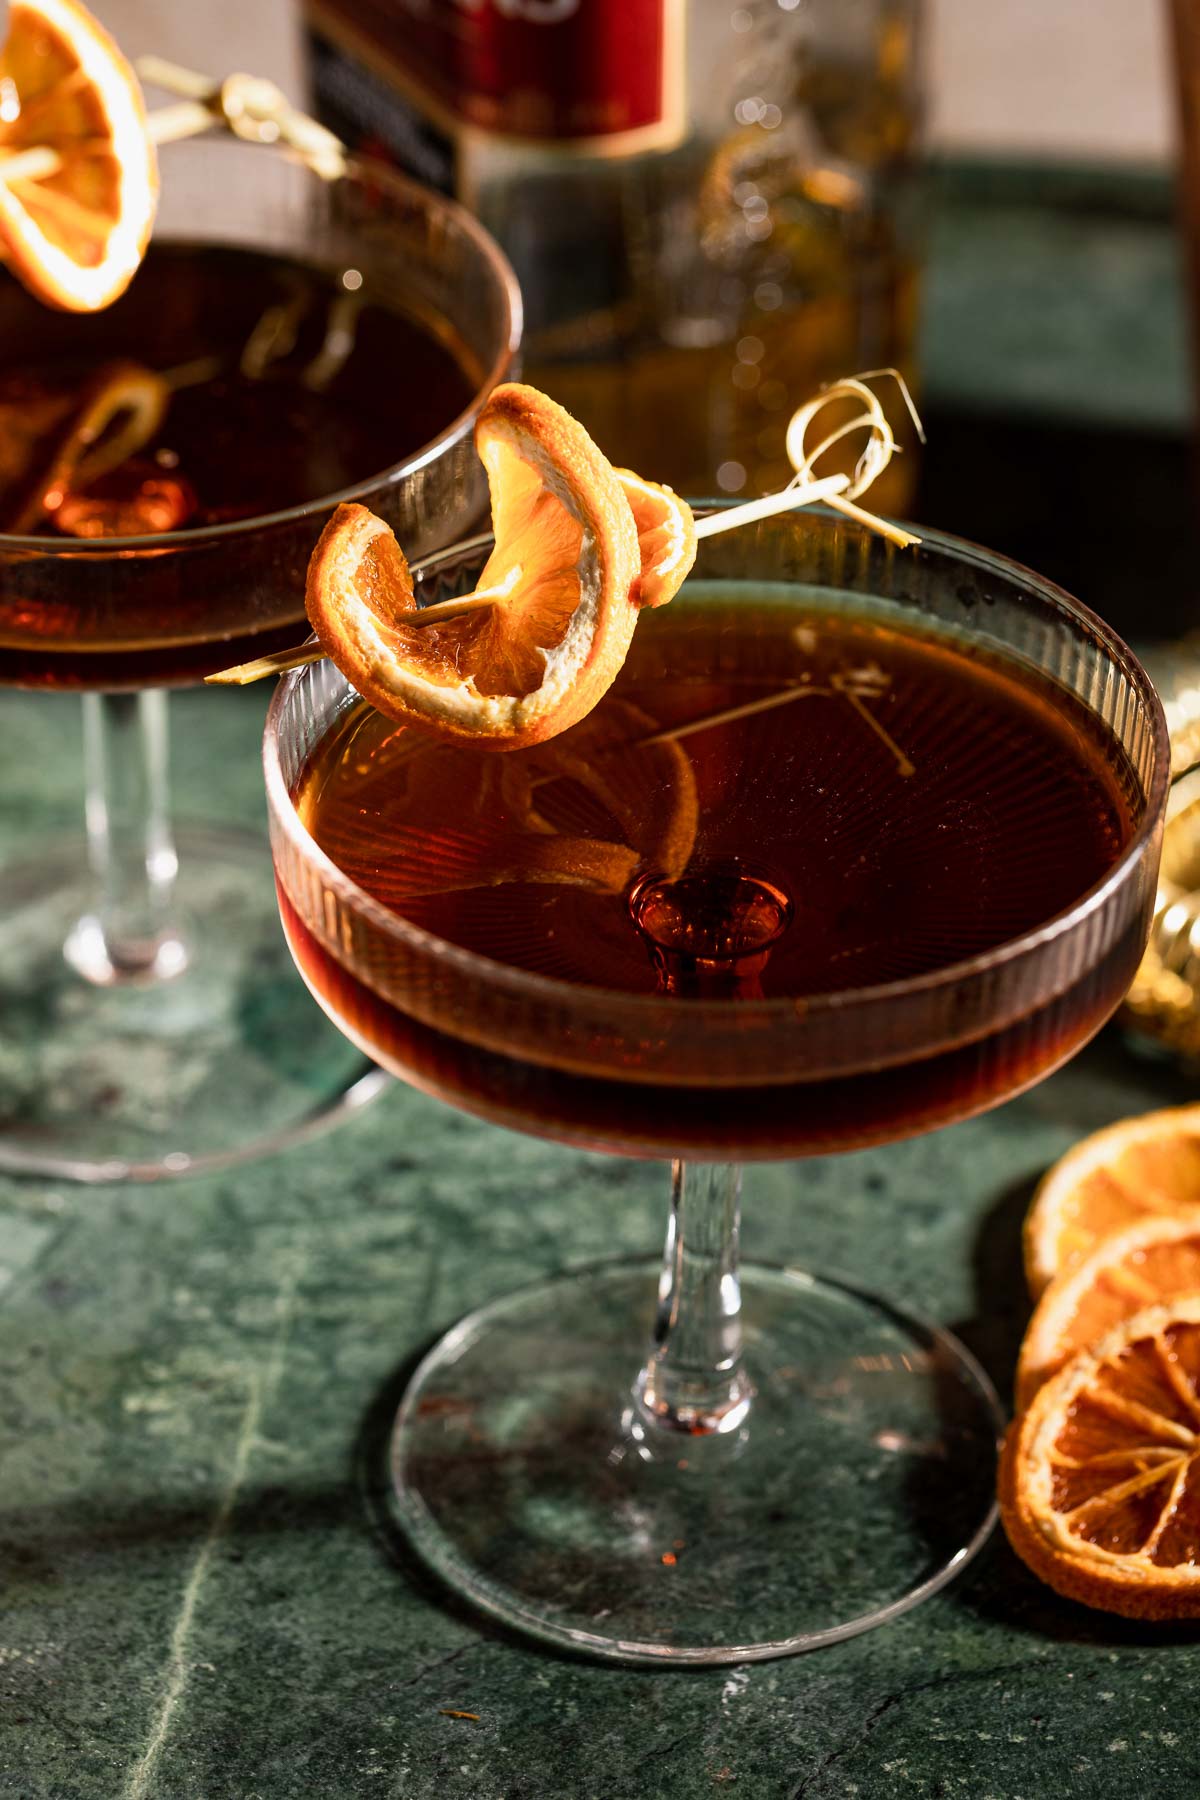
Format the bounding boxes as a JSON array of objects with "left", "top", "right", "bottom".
[{"left": 283, "top": 587, "right": 1145, "bottom": 1158}]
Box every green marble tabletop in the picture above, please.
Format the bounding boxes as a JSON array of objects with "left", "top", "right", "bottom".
[
  {"left": 4, "top": 169, "right": 1200, "bottom": 1800},
  {"left": 1, "top": 675, "right": 1199, "bottom": 1800}
]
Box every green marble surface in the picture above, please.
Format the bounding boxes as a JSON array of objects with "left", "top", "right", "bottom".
[{"left": 1, "top": 679, "right": 1199, "bottom": 1800}]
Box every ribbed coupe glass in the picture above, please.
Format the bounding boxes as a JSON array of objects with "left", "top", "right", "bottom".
[
  {"left": 0, "top": 136, "right": 520, "bottom": 1180},
  {"left": 265, "top": 508, "right": 1168, "bottom": 1663}
]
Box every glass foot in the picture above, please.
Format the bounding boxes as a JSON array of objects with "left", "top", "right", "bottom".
[
  {"left": 390, "top": 1259, "right": 1003, "bottom": 1665},
  {"left": 0, "top": 826, "right": 388, "bottom": 1181}
]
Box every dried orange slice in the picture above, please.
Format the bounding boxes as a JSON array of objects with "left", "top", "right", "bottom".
[
  {"left": 616, "top": 469, "right": 696, "bottom": 610},
  {"left": 1000, "top": 1297, "right": 1200, "bottom": 1618},
  {"left": 306, "top": 384, "right": 641, "bottom": 750},
  {"left": 1017, "top": 1211, "right": 1200, "bottom": 1410},
  {"left": 1023, "top": 1105, "right": 1200, "bottom": 1300},
  {"left": 0, "top": 0, "right": 157, "bottom": 312}
]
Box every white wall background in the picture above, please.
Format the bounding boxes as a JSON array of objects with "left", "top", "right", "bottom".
[
  {"left": 928, "top": 0, "right": 1173, "bottom": 163},
  {"left": 92, "top": 0, "right": 303, "bottom": 95}
]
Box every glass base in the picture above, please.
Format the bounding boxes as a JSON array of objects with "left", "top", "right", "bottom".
[
  {"left": 390, "top": 1258, "right": 1003, "bottom": 1665},
  {"left": 0, "top": 826, "right": 389, "bottom": 1182}
]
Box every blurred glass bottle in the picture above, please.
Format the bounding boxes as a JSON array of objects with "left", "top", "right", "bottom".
[{"left": 307, "top": 0, "right": 925, "bottom": 504}]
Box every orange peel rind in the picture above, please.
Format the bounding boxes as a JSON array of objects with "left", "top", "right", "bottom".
[
  {"left": 305, "top": 383, "right": 642, "bottom": 751},
  {"left": 616, "top": 468, "right": 696, "bottom": 610}
]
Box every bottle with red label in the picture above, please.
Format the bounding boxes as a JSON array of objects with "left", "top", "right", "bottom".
[{"left": 307, "top": 0, "right": 925, "bottom": 504}]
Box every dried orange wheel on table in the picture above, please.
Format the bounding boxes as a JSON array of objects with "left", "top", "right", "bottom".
[
  {"left": 305, "top": 383, "right": 641, "bottom": 750},
  {"left": 1001, "top": 1297, "right": 1200, "bottom": 1619},
  {"left": 1016, "top": 1210, "right": 1200, "bottom": 1410},
  {"left": 616, "top": 468, "right": 696, "bottom": 610},
  {"left": 1022, "top": 1104, "right": 1200, "bottom": 1300},
  {"left": 0, "top": 0, "right": 157, "bottom": 311}
]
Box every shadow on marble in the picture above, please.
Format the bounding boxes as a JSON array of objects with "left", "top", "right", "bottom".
[
  {"left": 950, "top": 1169, "right": 1042, "bottom": 1404},
  {"left": 956, "top": 1533, "right": 1200, "bottom": 1652},
  {"left": 350, "top": 1338, "right": 561, "bottom": 1663},
  {"left": 0, "top": 1479, "right": 350, "bottom": 1581}
]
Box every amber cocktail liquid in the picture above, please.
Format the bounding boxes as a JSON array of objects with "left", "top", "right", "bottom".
[
  {"left": 0, "top": 242, "right": 476, "bottom": 684},
  {"left": 289, "top": 588, "right": 1140, "bottom": 1155}
]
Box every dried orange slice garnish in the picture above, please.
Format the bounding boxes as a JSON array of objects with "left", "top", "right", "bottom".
[
  {"left": 0, "top": 0, "right": 157, "bottom": 312},
  {"left": 305, "top": 383, "right": 641, "bottom": 750},
  {"left": 1023, "top": 1105, "right": 1200, "bottom": 1300},
  {"left": 616, "top": 469, "right": 696, "bottom": 610},
  {"left": 1000, "top": 1297, "right": 1200, "bottom": 1618},
  {"left": 1017, "top": 1211, "right": 1200, "bottom": 1410}
]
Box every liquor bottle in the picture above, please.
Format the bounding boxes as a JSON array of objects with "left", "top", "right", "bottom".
[{"left": 306, "top": 0, "right": 924, "bottom": 503}]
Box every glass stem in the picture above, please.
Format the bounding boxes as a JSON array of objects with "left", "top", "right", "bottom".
[
  {"left": 64, "top": 692, "right": 188, "bottom": 986},
  {"left": 635, "top": 1160, "right": 753, "bottom": 1436}
]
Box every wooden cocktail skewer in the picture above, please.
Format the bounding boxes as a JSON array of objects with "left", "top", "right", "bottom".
[
  {"left": 0, "top": 56, "right": 345, "bottom": 187},
  {"left": 205, "top": 471, "right": 861, "bottom": 686},
  {"left": 788, "top": 370, "right": 925, "bottom": 550},
  {"left": 212, "top": 579, "right": 523, "bottom": 687},
  {"left": 0, "top": 100, "right": 212, "bottom": 185},
  {"left": 213, "top": 637, "right": 323, "bottom": 685},
  {"left": 691, "top": 471, "right": 847, "bottom": 538},
  {"left": 629, "top": 377, "right": 926, "bottom": 767},
  {"left": 205, "top": 370, "right": 924, "bottom": 689}
]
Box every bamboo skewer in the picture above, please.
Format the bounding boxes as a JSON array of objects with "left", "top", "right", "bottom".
[
  {"left": 786, "top": 370, "right": 925, "bottom": 551},
  {"left": 413, "top": 585, "right": 517, "bottom": 625},
  {"left": 691, "top": 473, "right": 848, "bottom": 539},
  {"left": 209, "top": 640, "right": 323, "bottom": 687},
  {"left": 206, "top": 373, "right": 926, "bottom": 688},
  {"left": 207, "top": 582, "right": 518, "bottom": 686},
  {"left": 205, "top": 468, "right": 880, "bottom": 687},
  {"left": 0, "top": 100, "right": 215, "bottom": 185},
  {"left": 0, "top": 58, "right": 345, "bottom": 189}
]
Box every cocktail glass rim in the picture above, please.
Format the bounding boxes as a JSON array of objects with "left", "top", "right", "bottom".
[{"left": 264, "top": 510, "right": 1169, "bottom": 1049}]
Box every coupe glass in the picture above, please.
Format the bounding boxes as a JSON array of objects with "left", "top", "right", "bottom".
[
  {"left": 0, "top": 136, "right": 520, "bottom": 1181},
  {"left": 265, "top": 509, "right": 1168, "bottom": 1663}
]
